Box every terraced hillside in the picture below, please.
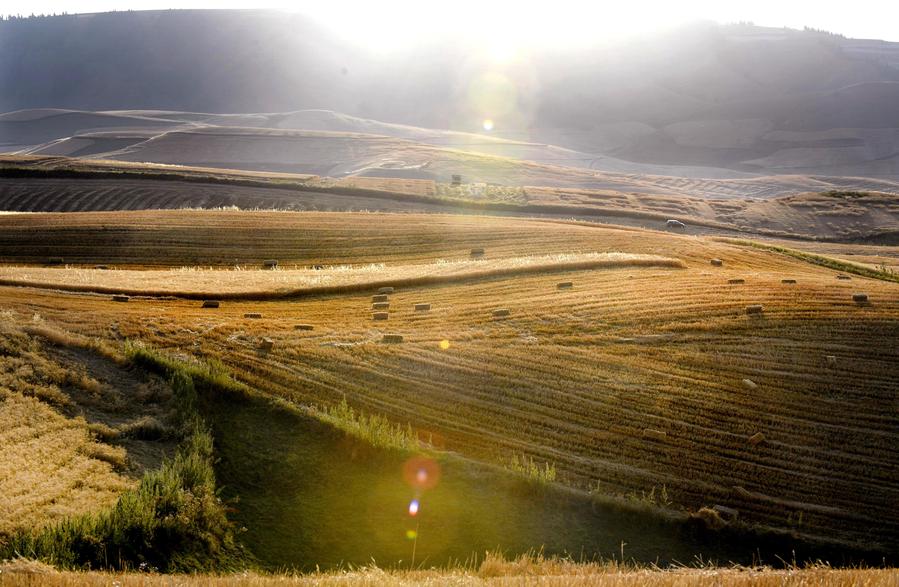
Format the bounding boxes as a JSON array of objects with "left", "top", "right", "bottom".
[
  {"left": 0, "top": 210, "right": 896, "bottom": 557},
  {"left": 3, "top": 157, "right": 899, "bottom": 241}
]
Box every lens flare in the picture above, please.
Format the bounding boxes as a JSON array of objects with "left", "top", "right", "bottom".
[
  {"left": 439, "top": 339, "right": 450, "bottom": 350},
  {"left": 408, "top": 499, "right": 420, "bottom": 516},
  {"left": 403, "top": 455, "right": 440, "bottom": 489},
  {"left": 406, "top": 529, "right": 418, "bottom": 540},
  {"left": 482, "top": 118, "right": 494, "bottom": 131}
]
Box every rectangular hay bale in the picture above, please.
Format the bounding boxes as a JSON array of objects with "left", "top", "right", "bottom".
[
  {"left": 202, "top": 300, "right": 220, "bottom": 308},
  {"left": 263, "top": 259, "right": 278, "bottom": 269},
  {"left": 748, "top": 432, "right": 765, "bottom": 446},
  {"left": 294, "top": 324, "right": 314, "bottom": 331},
  {"left": 372, "top": 312, "right": 389, "bottom": 321},
  {"left": 378, "top": 287, "right": 395, "bottom": 294},
  {"left": 372, "top": 294, "right": 389, "bottom": 303},
  {"left": 557, "top": 281, "right": 573, "bottom": 289},
  {"left": 244, "top": 312, "right": 263, "bottom": 319},
  {"left": 492, "top": 308, "right": 510, "bottom": 318},
  {"left": 112, "top": 295, "right": 130, "bottom": 303},
  {"left": 745, "top": 304, "right": 763, "bottom": 315},
  {"left": 414, "top": 303, "right": 431, "bottom": 312},
  {"left": 727, "top": 278, "right": 745, "bottom": 284},
  {"left": 710, "top": 258, "right": 723, "bottom": 266},
  {"left": 382, "top": 334, "right": 404, "bottom": 344},
  {"left": 852, "top": 293, "right": 869, "bottom": 303},
  {"left": 642, "top": 428, "right": 667, "bottom": 441},
  {"left": 372, "top": 302, "right": 390, "bottom": 310}
]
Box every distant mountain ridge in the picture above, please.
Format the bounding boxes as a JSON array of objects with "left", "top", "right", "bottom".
[{"left": 3, "top": 11, "right": 899, "bottom": 178}]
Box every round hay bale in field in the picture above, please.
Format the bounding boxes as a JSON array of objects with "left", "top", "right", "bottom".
[
  {"left": 742, "top": 378, "right": 758, "bottom": 390},
  {"left": 470, "top": 247, "right": 485, "bottom": 258},
  {"left": 259, "top": 337, "right": 274, "bottom": 351},
  {"left": 781, "top": 279, "right": 796, "bottom": 284},
  {"left": 825, "top": 355, "right": 837, "bottom": 366},
  {"left": 727, "top": 278, "right": 745, "bottom": 285},
  {"left": 414, "top": 303, "right": 431, "bottom": 312},
  {"left": 732, "top": 486, "right": 752, "bottom": 499},
  {"left": 372, "top": 294, "right": 389, "bottom": 303},
  {"left": 112, "top": 295, "right": 130, "bottom": 303},
  {"left": 642, "top": 428, "right": 667, "bottom": 441},
  {"left": 557, "top": 281, "right": 573, "bottom": 289},
  {"left": 382, "top": 334, "right": 404, "bottom": 344},
  {"left": 263, "top": 259, "right": 278, "bottom": 269},
  {"left": 492, "top": 308, "right": 511, "bottom": 318},
  {"left": 836, "top": 274, "right": 852, "bottom": 280},
  {"left": 710, "top": 258, "right": 723, "bottom": 267},
  {"left": 745, "top": 304, "right": 763, "bottom": 315},
  {"left": 748, "top": 432, "right": 765, "bottom": 446},
  {"left": 378, "top": 287, "right": 395, "bottom": 294},
  {"left": 372, "top": 302, "right": 390, "bottom": 310},
  {"left": 852, "top": 293, "right": 869, "bottom": 303},
  {"left": 294, "top": 324, "right": 314, "bottom": 331},
  {"left": 372, "top": 312, "right": 389, "bottom": 321},
  {"left": 244, "top": 312, "right": 263, "bottom": 319},
  {"left": 202, "top": 300, "right": 220, "bottom": 308}
]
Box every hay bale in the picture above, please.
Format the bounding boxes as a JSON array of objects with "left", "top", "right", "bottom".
[
  {"left": 259, "top": 337, "right": 274, "bottom": 351},
  {"left": 244, "top": 312, "right": 263, "bottom": 319},
  {"left": 748, "top": 432, "right": 766, "bottom": 446},
  {"left": 312, "top": 264, "right": 324, "bottom": 270},
  {"left": 263, "top": 259, "right": 278, "bottom": 269},
  {"left": 112, "top": 294, "right": 130, "bottom": 303},
  {"left": 732, "top": 486, "right": 752, "bottom": 499},
  {"left": 470, "top": 247, "right": 485, "bottom": 258},
  {"left": 712, "top": 504, "right": 739, "bottom": 522},
  {"left": 742, "top": 378, "right": 758, "bottom": 390},
  {"left": 710, "top": 258, "right": 723, "bottom": 267},
  {"left": 95, "top": 265, "right": 109, "bottom": 270},
  {"left": 745, "top": 304, "right": 763, "bottom": 315},
  {"left": 47, "top": 257, "right": 64, "bottom": 265},
  {"left": 372, "top": 312, "right": 389, "bottom": 321},
  {"left": 382, "top": 334, "right": 404, "bottom": 344},
  {"left": 836, "top": 274, "right": 852, "bottom": 280},
  {"left": 492, "top": 308, "right": 511, "bottom": 318},
  {"left": 294, "top": 324, "right": 314, "bottom": 331},
  {"left": 727, "top": 278, "right": 745, "bottom": 284},
  {"left": 201, "top": 300, "right": 220, "bottom": 308},
  {"left": 781, "top": 279, "right": 796, "bottom": 284},
  {"left": 825, "top": 355, "right": 837, "bottom": 366},
  {"left": 557, "top": 281, "right": 573, "bottom": 289},
  {"left": 378, "top": 287, "right": 395, "bottom": 294},
  {"left": 852, "top": 293, "right": 869, "bottom": 303},
  {"left": 414, "top": 303, "right": 431, "bottom": 312},
  {"left": 642, "top": 428, "right": 667, "bottom": 441},
  {"left": 372, "top": 294, "right": 389, "bottom": 303},
  {"left": 372, "top": 302, "right": 390, "bottom": 310}
]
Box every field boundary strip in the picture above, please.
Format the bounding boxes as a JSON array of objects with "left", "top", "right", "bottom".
[{"left": 0, "top": 255, "right": 685, "bottom": 300}]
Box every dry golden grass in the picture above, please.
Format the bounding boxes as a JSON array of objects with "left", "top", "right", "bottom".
[
  {"left": 0, "top": 556, "right": 896, "bottom": 586},
  {"left": 0, "top": 252, "right": 683, "bottom": 298},
  {"left": 0, "top": 211, "right": 897, "bottom": 551}
]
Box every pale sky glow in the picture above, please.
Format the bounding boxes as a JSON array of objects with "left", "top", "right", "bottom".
[{"left": 3, "top": 1, "right": 899, "bottom": 49}]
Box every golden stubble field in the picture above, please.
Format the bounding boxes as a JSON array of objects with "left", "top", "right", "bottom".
[{"left": 0, "top": 210, "right": 897, "bottom": 553}]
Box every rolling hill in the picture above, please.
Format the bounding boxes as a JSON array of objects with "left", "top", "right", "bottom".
[{"left": 3, "top": 13, "right": 899, "bottom": 179}]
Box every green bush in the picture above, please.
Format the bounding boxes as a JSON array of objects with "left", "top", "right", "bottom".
[{"left": 0, "top": 425, "right": 242, "bottom": 572}]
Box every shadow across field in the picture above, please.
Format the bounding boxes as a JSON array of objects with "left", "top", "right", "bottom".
[{"left": 204, "top": 390, "right": 890, "bottom": 571}]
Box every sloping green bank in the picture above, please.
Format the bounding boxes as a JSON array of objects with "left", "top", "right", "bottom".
[{"left": 203, "top": 388, "right": 890, "bottom": 571}]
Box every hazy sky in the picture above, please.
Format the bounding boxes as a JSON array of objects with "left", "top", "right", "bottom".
[{"left": 4, "top": 1, "right": 899, "bottom": 47}]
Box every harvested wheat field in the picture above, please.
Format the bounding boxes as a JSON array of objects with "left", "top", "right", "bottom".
[{"left": 0, "top": 210, "right": 897, "bottom": 563}]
